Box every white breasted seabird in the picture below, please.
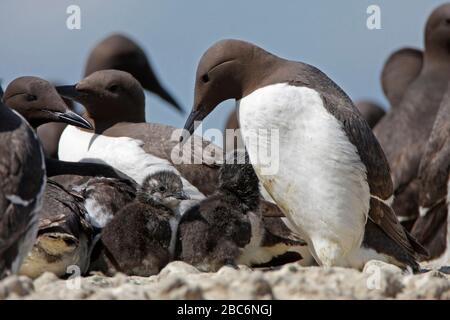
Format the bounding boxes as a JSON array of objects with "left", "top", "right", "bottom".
[
  {"left": 0, "top": 99, "right": 46, "bottom": 279},
  {"left": 374, "top": 4, "right": 450, "bottom": 226},
  {"left": 55, "top": 70, "right": 290, "bottom": 222},
  {"left": 177, "top": 151, "right": 307, "bottom": 272},
  {"left": 19, "top": 180, "right": 94, "bottom": 278},
  {"left": 37, "top": 33, "right": 184, "bottom": 160},
  {"left": 182, "top": 39, "right": 428, "bottom": 270},
  {"left": 99, "top": 171, "right": 188, "bottom": 276},
  {"left": 411, "top": 84, "right": 450, "bottom": 267}
]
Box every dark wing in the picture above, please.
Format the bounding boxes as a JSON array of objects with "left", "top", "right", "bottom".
[
  {"left": 321, "top": 91, "right": 428, "bottom": 259},
  {"left": 261, "top": 216, "right": 307, "bottom": 247},
  {"left": 0, "top": 112, "right": 45, "bottom": 276},
  {"left": 295, "top": 64, "right": 425, "bottom": 258},
  {"left": 417, "top": 92, "right": 450, "bottom": 209},
  {"left": 39, "top": 180, "right": 93, "bottom": 240}
]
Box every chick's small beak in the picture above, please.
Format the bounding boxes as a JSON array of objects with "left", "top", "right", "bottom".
[{"left": 174, "top": 191, "right": 189, "bottom": 200}]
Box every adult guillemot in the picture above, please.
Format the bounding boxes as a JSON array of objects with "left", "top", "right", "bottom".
[
  {"left": 381, "top": 48, "right": 423, "bottom": 110},
  {"left": 177, "top": 151, "right": 307, "bottom": 272},
  {"left": 85, "top": 33, "right": 183, "bottom": 113},
  {"left": 19, "top": 180, "right": 94, "bottom": 278},
  {"left": 3, "top": 76, "right": 122, "bottom": 179},
  {"left": 374, "top": 4, "right": 450, "bottom": 226},
  {"left": 0, "top": 99, "right": 45, "bottom": 279},
  {"left": 37, "top": 34, "right": 184, "bottom": 160},
  {"left": 99, "top": 171, "right": 188, "bottom": 276},
  {"left": 354, "top": 100, "right": 385, "bottom": 129},
  {"left": 182, "top": 39, "right": 427, "bottom": 270},
  {"left": 55, "top": 70, "right": 217, "bottom": 198},
  {"left": 410, "top": 84, "right": 450, "bottom": 266}
]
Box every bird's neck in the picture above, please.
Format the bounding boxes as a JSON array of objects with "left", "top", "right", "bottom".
[{"left": 423, "top": 43, "right": 450, "bottom": 73}]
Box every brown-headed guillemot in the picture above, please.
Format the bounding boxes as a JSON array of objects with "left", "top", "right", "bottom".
[
  {"left": 181, "top": 39, "right": 427, "bottom": 270},
  {"left": 374, "top": 4, "right": 450, "bottom": 227}
]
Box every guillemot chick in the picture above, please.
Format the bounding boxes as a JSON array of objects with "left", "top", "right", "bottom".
[
  {"left": 3, "top": 76, "right": 122, "bottom": 179},
  {"left": 177, "top": 151, "right": 307, "bottom": 272},
  {"left": 19, "top": 180, "right": 94, "bottom": 278},
  {"left": 182, "top": 39, "right": 428, "bottom": 270},
  {"left": 374, "top": 4, "right": 450, "bottom": 226},
  {"left": 0, "top": 99, "right": 45, "bottom": 279},
  {"left": 100, "top": 171, "right": 188, "bottom": 276}
]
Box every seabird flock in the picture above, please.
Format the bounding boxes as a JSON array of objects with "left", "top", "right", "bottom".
[{"left": 1, "top": 3, "right": 450, "bottom": 283}]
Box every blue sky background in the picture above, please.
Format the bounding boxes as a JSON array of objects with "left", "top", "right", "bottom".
[{"left": 0, "top": 0, "right": 447, "bottom": 145}]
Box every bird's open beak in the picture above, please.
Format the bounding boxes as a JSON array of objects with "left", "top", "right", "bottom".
[
  {"left": 55, "top": 85, "right": 87, "bottom": 102},
  {"left": 49, "top": 110, "right": 93, "bottom": 130},
  {"left": 180, "top": 106, "right": 208, "bottom": 143}
]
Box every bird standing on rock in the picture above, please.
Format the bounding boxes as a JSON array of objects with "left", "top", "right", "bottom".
[
  {"left": 374, "top": 4, "right": 450, "bottom": 226},
  {"left": 182, "top": 39, "right": 427, "bottom": 270}
]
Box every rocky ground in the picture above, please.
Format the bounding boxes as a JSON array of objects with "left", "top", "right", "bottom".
[{"left": 0, "top": 260, "right": 449, "bottom": 300}]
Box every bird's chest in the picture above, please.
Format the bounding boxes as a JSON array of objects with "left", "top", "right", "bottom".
[
  {"left": 58, "top": 126, "right": 204, "bottom": 200},
  {"left": 237, "top": 84, "right": 369, "bottom": 243}
]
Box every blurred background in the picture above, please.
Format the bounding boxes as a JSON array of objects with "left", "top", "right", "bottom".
[{"left": 0, "top": 0, "right": 447, "bottom": 146}]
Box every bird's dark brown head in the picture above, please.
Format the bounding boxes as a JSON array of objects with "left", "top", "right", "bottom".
[
  {"left": 56, "top": 70, "right": 145, "bottom": 127},
  {"left": 3, "top": 76, "right": 92, "bottom": 129},
  {"left": 182, "top": 39, "right": 279, "bottom": 139},
  {"left": 138, "top": 171, "right": 188, "bottom": 209},
  {"left": 84, "top": 33, "right": 183, "bottom": 113},
  {"left": 424, "top": 4, "right": 450, "bottom": 59}
]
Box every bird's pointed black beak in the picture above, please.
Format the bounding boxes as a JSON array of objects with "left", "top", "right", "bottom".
[
  {"left": 51, "top": 110, "right": 93, "bottom": 130},
  {"left": 180, "top": 107, "right": 207, "bottom": 143},
  {"left": 55, "top": 85, "right": 86, "bottom": 102}
]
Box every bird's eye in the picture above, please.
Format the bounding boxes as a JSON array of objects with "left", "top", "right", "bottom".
[
  {"left": 201, "top": 74, "right": 210, "bottom": 83},
  {"left": 26, "top": 94, "right": 37, "bottom": 102},
  {"left": 108, "top": 84, "right": 119, "bottom": 92},
  {"left": 159, "top": 186, "right": 166, "bottom": 192}
]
